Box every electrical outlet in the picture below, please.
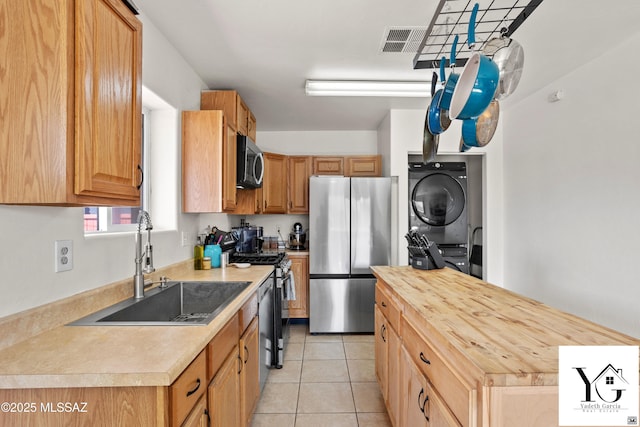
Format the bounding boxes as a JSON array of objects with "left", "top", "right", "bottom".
[
  {"left": 55, "top": 240, "right": 73, "bottom": 272},
  {"left": 276, "top": 224, "right": 281, "bottom": 233},
  {"left": 181, "top": 231, "right": 189, "bottom": 247}
]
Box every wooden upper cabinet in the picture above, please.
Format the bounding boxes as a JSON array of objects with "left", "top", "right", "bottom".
[
  {"left": 345, "top": 155, "right": 381, "bottom": 176},
  {"left": 287, "top": 156, "right": 312, "bottom": 214},
  {"left": 262, "top": 153, "right": 287, "bottom": 214},
  {"left": 0, "top": 0, "right": 142, "bottom": 205},
  {"left": 236, "top": 97, "right": 249, "bottom": 136},
  {"left": 182, "top": 111, "right": 237, "bottom": 213},
  {"left": 312, "top": 156, "right": 344, "bottom": 175},
  {"left": 201, "top": 90, "right": 255, "bottom": 139},
  {"left": 248, "top": 112, "right": 257, "bottom": 142}
]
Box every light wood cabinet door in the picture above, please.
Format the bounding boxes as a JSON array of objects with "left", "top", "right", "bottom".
[
  {"left": 222, "top": 122, "right": 238, "bottom": 211},
  {"left": 387, "top": 322, "right": 401, "bottom": 426},
  {"left": 208, "top": 346, "right": 241, "bottom": 427},
  {"left": 181, "top": 395, "right": 209, "bottom": 427},
  {"left": 248, "top": 112, "right": 257, "bottom": 141},
  {"left": 287, "top": 156, "right": 312, "bottom": 213},
  {"left": 400, "top": 346, "right": 429, "bottom": 427},
  {"left": 1, "top": 0, "right": 141, "bottom": 205},
  {"left": 374, "top": 305, "right": 388, "bottom": 400},
  {"left": 312, "top": 156, "right": 344, "bottom": 175},
  {"left": 240, "top": 317, "right": 260, "bottom": 427},
  {"left": 288, "top": 254, "right": 309, "bottom": 318},
  {"left": 345, "top": 155, "right": 381, "bottom": 177},
  {"left": 182, "top": 111, "right": 237, "bottom": 213},
  {"left": 75, "top": 0, "right": 142, "bottom": 201},
  {"left": 236, "top": 97, "right": 249, "bottom": 136},
  {"left": 262, "top": 152, "right": 287, "bottom": 213}
]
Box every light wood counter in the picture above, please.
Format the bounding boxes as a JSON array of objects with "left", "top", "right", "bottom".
[
  {"left": 0, "top": 264, "right": 273, "bottom": 389},
  {"left": 371, "top": 266, "right": 640, "bottom": 387}
]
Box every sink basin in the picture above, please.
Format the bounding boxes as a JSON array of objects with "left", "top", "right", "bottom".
[{"left": 69, "top": 281, "right": 251, "bottom": 326}]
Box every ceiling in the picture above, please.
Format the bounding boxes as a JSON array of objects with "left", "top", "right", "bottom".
[{"left": 135, "top": 0, "right": 640, "bottom": 131}]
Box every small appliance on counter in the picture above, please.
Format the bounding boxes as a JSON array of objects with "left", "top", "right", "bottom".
[
  {"left": 288, "top": 222, "right": 307, "bottom": 250},
  {"left": 405, "top": 229, "right": 445, "bottom": 270},
  {"left": 232, "top": 220, "right": 264, "bottom": 253}
]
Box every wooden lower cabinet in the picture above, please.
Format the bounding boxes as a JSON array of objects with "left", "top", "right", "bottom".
[
  {"left": 208, "top": 345, "right": 241, "bottom": 427},
  {"left": 374, "top": 304, "right": 400, "bottom": 426},
  {"left": 288, "top": 254, "right": 309, "bottom": 318},
  {"left": 240, "top": 318, "right": 260, "bottom": 426},
  {"left": 181, "top": 395, "right": 209, "bottom": 427},
  {"left": 400, "top": 346, "right": 460, "bottom": 427}
]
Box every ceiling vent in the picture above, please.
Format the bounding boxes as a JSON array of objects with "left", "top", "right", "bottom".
[{"left": 380, "top": 27, "right": 428, "bottom": 53}]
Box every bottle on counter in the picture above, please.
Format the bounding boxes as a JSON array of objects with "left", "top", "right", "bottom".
[
  {"left": 211, "top": 244, "right": 222, "bottom": 268},
  {"left": 194, "top": 236, "right": 204, "bottom": 270}
]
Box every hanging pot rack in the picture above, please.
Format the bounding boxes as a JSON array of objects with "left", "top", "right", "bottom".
[{"left": 413, "top": 0, "right": 543, "bottom": 70}]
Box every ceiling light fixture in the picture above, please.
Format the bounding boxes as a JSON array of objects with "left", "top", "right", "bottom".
[{"left": 305, "top": 80, "right": 431, "bottom": 97}]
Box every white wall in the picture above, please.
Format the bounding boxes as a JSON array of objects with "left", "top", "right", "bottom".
[
  {"left": 502, "top": 33, "right": 640, "bottom": 337},
  {"left": 0, "top": 14, "right": 208, "bottom": 318}
]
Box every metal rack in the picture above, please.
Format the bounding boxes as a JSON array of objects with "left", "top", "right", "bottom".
[{"left": 413, "top": 0, "right": 543, "bottom": 69}]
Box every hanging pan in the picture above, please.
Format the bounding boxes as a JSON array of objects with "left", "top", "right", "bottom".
[
  {"left": 449, "top": 3, "right": 499, "bottom": 120},
  {"left": 422, "top": 78, "right": 438, "bottom": 163},
  {"left": 483, "top": 28, "right": 525, "bottom": 100},
  {"left": 461, "top": 99, "right": 500, "bottom": 148},
  {"left": 439, "top": 35, "right": 460, "bottom": 112},
  {"left": 427, "top": 58, "right": 450, "bottom": 135}
]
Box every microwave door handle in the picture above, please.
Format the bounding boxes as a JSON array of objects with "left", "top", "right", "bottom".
[{"left": 254, "top": 152, "right": 264, "bottom": 185}]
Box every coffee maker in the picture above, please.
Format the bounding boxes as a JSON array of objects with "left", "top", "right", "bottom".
[
  {"left": 288, "top": 222, "right": 306, "bottom": 250},
  {"left": 232, "top": 221, "right": 264, "bottom": 253}
]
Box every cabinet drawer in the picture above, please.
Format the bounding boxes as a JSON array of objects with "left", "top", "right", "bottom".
[
  {"left": 402, "top": 317, "right": 475, "bottom": 426},
  {"left": 375, "top": 282, "right": 400, "bottom": 332},
  {"left": 208, "top": 312, "right": 240, "bottom": 382},
  {"left": 239, "top": 292, "right": 258, "bottom": 333},
  {"left": 170, "top": 349, "right": 207, "bottom": 427}
]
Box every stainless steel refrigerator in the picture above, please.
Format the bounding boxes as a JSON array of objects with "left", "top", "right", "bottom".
[{"left": 309, "top": 176, "right": 391, "bottom": 333}]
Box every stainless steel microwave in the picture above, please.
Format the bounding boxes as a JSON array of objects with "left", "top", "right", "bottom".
[{"left": 236, "top": 135, "right": 264, "bottom": 189}]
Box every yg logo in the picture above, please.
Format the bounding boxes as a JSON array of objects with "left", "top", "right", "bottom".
[
  {"left": 574, "top": 365, "right": 628, "bottom": 403},
  {"left": 559, "top": 346, "right": 638, "bottom": 426}
]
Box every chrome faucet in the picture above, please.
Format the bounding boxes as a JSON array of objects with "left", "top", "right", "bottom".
[{"left": 134, "top": 210, "right": 155, "bottom": 298}]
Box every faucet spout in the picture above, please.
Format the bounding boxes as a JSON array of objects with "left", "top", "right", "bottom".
[{"left": 134, "top": 210, "right": 154, "bottom": 298}]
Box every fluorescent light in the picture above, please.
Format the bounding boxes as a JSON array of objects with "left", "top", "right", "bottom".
[{"left": 305, "top": 80, "right": 431, "bottom": 97}]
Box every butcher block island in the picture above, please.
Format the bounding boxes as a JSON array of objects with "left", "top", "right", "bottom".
[
  {"left": 0, "top": 263, "right": 274, "bottom": 427},
  {"left": 371, "top": 266, "right": 640, "bottom": 427}
]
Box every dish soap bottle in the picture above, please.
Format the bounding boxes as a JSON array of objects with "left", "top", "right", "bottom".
[{"left": 194, "top": 236, "right": 204, "bottom": 270}]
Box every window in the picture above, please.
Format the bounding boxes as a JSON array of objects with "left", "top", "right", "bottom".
[
  {"left": 83, "top": 109, "right": 150, "bottom": 233},
  {"left": 606, "top": 376, "right": 614, "bottom": 385}
]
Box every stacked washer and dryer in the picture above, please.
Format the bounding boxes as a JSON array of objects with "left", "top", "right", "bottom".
[{"left": 408, "top": 162, "right": 470, "bottom": 274}]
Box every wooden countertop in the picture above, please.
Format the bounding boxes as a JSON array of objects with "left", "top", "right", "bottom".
[
  {"left": 0, "top": 265, "right": 274, "bottom": 389},
  {"left": 371, "top": 266, "right": 640, "bottom": 387}
]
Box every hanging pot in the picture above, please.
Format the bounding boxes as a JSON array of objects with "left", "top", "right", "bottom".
[
  {"left": 459, "top": 137, "right": 472, "bottom": 153},
  {"left": 483, "top": 29, "right": 525, "bottom": 100},
  {"left": 449, "top": 3, "right": 499, "bottom": 120},
  {"left": 438, "top": 35, "right": 460, "bottom": 111},
  {"left": 427, "top": 58, "right": 448, "bottom": 135},
  {"left": 461, "top": 99, "right": 500, "bottom": 147}
]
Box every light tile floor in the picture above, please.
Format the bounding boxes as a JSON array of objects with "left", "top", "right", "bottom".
[{"left": 250, "top": 323, "right": 392, "bottom": 427}]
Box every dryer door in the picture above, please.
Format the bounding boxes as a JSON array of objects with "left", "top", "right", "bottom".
[{"left": 411, "top": 173, "right": 465, "bottom": 226}]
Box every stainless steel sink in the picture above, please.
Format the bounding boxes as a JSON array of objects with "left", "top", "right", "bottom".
[{"left": 69, "top": 281, "right": 251, "bottom": 326}]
